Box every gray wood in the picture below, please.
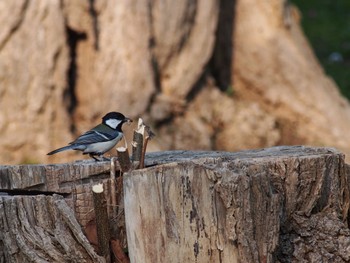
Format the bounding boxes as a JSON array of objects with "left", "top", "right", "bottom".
[{"left": 0, "top": 194, "right": 104, "bottom": 263}]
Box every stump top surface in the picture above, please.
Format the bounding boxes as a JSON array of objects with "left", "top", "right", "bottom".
[
  {"left": 144, "top": 146, "right": 341, "bottom": 166},
  {"left": 0, "top": 146, "right": 341, "bottom": 190}
]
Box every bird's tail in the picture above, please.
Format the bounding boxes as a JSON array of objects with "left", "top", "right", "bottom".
[{"left": 47, "top": 145, "right": 74, "bottom": 155}]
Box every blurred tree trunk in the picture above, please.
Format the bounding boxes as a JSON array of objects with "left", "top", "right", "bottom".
[{"left": 1, "top": 0, "right": 350, "bottom": 164}]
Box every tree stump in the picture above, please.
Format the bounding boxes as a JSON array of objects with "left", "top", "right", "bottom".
[
  {"left": 0, "top": 194, "right": 103, "bottom": 263},
  {"left": 0, "top": 146, "right": 349, "bottom": 262},
  {"left": 124, "top": 146, "right": 350, "bottom": 262}
]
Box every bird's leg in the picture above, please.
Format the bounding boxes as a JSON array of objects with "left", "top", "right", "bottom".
[
  {"left": 100, "top": 154, "right": 110, "bottom": 161},
  {"left": 90, "top": 154, "right": 100, "bottom": 162}
]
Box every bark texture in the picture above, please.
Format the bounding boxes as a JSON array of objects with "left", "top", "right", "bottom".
[
  {"left": 0, "top": 0, "right": 71, "bottom": 164},
  {"left": 124, "top": 147, "right": 350, "bottom": 262},
  {"left": 0, "top": 194, "right": 103, "bottom": 263},
  {"left": 1, "top": 1, "right": 350, "bottom": 164},
  {"left": 0, "top": 159, "right": 113, "bottom": 227},
  {"left": 232, "top": 0, "right": 350, "bottom": 152}
]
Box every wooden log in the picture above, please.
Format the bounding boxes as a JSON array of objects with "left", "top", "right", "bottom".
[
  {"left": 92, "top": 183, "right": 111, "bottom": 262},
  {"left": 0, "top": 194, "right": 104, "bottom": 262},
  {"left": 124, "top": 146, "right": 350, "bottom": 263}
]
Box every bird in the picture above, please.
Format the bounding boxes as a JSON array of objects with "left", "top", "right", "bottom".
[{"left": 47, "top": 112, "right": 132, "bottom": 161}]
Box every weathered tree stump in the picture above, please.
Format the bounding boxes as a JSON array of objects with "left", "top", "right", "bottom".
[
  {"left": 124, "top": 146, "right": 350, "bottom": 262},
  {"left": 0, "top": 194, "right": 104, "bottom": 262},
  {"left": 0, "top": 146, "right": 349, "bottom": 262},
  {"left": 0, "top": 160, "right": 117, "bottom": 263}
]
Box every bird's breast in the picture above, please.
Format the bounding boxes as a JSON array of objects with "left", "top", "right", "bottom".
[{"left": 83, "top": 134, "right": 123, "bottom": 154}]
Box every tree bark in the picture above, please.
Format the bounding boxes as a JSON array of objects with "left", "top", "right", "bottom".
[
  {"left": 0, "top": 194, "right": 104, "bottom": 263},
  {"left": 124, "top": 146, "right": 350, "bottom": 262},
  {"left": 2, "top": 1, "right": 350, "bottom": 165}
]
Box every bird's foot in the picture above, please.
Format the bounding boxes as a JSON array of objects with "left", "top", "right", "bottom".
[
  {"left": 90, "top": 154, "right": 103, "bottom": 162},
  {"left": 100, "top": 156, "right": 111, "bottom": 161},
  {"left": 89, "top": 154, "right": 111, "bottom": 162}
]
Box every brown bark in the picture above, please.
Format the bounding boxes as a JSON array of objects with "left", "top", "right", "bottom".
[
  {"left": 1, "top": 0, "right": 350, "bottom": 165},
  {"left": 0, "top": 194, "right": 104, "bottom": 263},
  {"left": 231, "top": 0, "right": 350, "bottom": 154},
  {"left": 124, "top": 147, "right": 350, "bottom": 262}
]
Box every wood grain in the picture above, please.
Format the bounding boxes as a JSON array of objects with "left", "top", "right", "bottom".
[{"left": 124, "top": 146, "right": 350, "bottom": 262}]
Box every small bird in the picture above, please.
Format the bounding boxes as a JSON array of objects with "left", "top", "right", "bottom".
[{"left": 47, "top": 112, "right": 132, "bottom": 161}]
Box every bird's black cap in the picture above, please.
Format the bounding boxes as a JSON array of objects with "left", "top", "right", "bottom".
[{"left": 102, "top": 112, "right": 132, "bottom": 122}]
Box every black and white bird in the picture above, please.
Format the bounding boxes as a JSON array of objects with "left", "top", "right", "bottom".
[{"left": 47, "top": 112, "right": 132, "bottom": 161}]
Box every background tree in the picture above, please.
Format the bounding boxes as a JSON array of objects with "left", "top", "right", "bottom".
[{"left": 0, "top": 0, "right": 349, "bottom": 164}]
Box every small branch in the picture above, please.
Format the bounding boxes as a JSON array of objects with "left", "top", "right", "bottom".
[
  {"left": 110, "top": 157, "right": 117, "bottom": 218},
  {"left": 117, "top": 147, "right": 131, "bottom": 173},
  {"left": 92, "top": 183, "right": 111, "bottom": 263},
  {"left": 140, "top": 125, "right": 155, "bottom": 169},
  {"left": 131, "top": 119, "right": 145, "bottom": 169}
]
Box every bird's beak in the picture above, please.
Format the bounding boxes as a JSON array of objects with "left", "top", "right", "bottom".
[{"left": 124, "top": 117, "right": 133, "bottom": 124}]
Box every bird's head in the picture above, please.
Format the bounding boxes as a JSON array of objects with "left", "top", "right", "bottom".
[{"left": 102, "top": 112, "right": 133, "bottom": 130}]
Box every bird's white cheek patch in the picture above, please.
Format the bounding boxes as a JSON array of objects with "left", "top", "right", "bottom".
[{"left": 106, "top": 119, "right": 122, "bottom": 129}]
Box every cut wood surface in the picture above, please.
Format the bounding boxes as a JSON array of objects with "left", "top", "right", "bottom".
[{"left": 124, "top": 146, "right": 350, "bottom": 263}]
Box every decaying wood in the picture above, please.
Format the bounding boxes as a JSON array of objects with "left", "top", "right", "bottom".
[
  {"left": 92, "top": 183, "right": 111, "bottom": 262},
  {"left": 124, "top": 146, "right": 350, "bottom": 263},
  {"left": 0, "top": 194, "right": 104, "bottom": 263}
]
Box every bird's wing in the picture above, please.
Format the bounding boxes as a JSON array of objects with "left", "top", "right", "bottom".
[{"left": 69, "top": 129, "right": 116, "bottom": 145}]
